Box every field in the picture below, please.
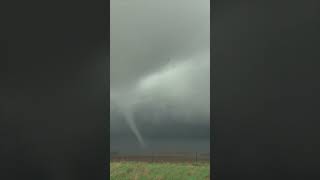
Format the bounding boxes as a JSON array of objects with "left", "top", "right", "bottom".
[
  {"left": 110, "top": 152, "right": 210, "bottom": 163},
  {"left": 110, "top": 161, "right": 210, "bottom": 180}
]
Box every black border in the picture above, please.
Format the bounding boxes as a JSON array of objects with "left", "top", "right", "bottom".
[
  {"left": 210, "top": 0, "right": 215, "bottom": 179},
  {"left": 1, "top": 0, "right": 110, "bottom": 179},
  {"left": 106, "top": 0, "right": 110, "bottom": 177},
  {"left": 212, "top": 0, "right": 320, "bottom": 179}
]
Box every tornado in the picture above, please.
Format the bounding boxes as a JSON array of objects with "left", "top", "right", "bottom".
[
  {"left": 110, "top": 91, "right": 147, "bottom": 149},
  {"left": 122, "top": 108, "right": 147, "bottom": 148}
]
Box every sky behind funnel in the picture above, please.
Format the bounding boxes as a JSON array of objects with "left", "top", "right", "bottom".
[{"left": 110, "top": 0, "right": 210, "bottom": 153}]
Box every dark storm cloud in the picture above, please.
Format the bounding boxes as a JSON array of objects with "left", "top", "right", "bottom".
[
  {"left": 110, "top": 0, "right": 209, "bottom": 89},
  {"left": 110, "top": 0, "right": 210, "bottom": 151}
]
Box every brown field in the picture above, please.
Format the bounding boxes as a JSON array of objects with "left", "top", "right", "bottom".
[{"left": 110, "top": 152, "right": 210, "bottom": 163}]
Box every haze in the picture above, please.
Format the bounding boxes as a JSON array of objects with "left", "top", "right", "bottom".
[{"left": 110, "top": 0, "right": 210, "bottom": 154}]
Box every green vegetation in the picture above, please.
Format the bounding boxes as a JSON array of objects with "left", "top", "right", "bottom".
[{"left": 110, "top": 161, "right": 210, "bottom": 180}]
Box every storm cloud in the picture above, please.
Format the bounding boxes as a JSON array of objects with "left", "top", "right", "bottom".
[{"left": 110, "top": 0, "right": 210, "bottom": 153}]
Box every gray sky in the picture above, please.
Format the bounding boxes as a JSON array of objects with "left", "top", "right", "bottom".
[{"left": 110, "top": 0, "right": 210, "bottom": 153}]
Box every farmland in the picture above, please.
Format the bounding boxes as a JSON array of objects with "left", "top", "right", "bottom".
[
  {"left": 111, "top": 152, "right": 210, "bottom": 163},
  {"left": 110, "top": 152, "right": 210, "bottom": 179},
  {"left": 110, "top": 161, "right": 210, "bottom": 180}
]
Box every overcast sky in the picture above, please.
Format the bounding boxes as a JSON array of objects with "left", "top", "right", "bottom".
[{"left": 110, "top": 0, "right": 210, "bottom": 153}]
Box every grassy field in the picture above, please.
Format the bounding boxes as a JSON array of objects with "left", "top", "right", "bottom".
[{"left": 110, "top": 161, "right": 210, "bottom": 180}]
